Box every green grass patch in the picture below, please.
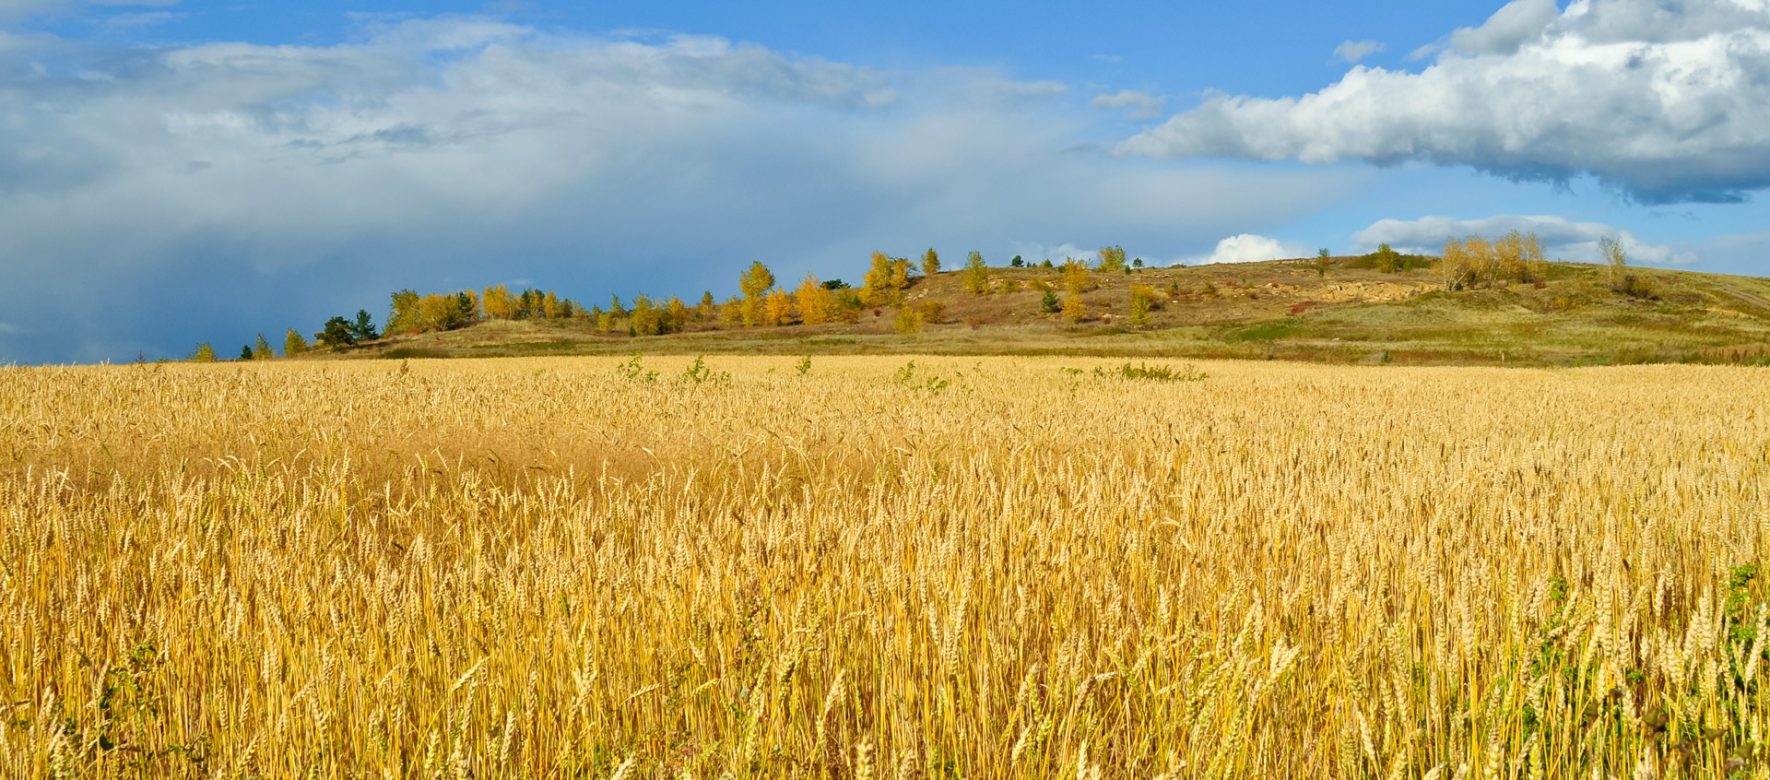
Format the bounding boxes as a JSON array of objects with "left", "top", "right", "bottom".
[
  {"left": 382, "top": 347, "right": 447, "bottom": 359},
  {"left": 1225, "top": 321, "right": 1302, "bottom": 342}
]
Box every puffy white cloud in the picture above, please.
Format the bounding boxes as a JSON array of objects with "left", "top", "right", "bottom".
[
  {"left": 0, "top": 18, "right": 1358, "bottom": 362},
  {"left": 1333, "top": 40, "right": 1385, "bottom": 63},
  {"left": 1091, "top": 89, "right": 1163, "bottom": 119},
  {"left": 1191, "top": 234, "right": 1306, "bottom": 265},
  {"left": 1352, "top": 214, "right": 1695, "bottom": 265},
  {"left": 1119, "top": 0, "right": 1770, "bottom": 203}
]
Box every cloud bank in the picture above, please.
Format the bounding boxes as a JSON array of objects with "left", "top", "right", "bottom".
[
  {"left": 1120, "top": 0, "right": 1770, "bottom": 203},
  {"left": 0, "top": 17, "right": 1355, "bottom": 362},
  {"left": 1352, "top": 214, "right": 1695, "bottom": 265}
]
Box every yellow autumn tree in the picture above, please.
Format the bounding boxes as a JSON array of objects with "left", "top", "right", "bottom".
[
  {"left": 861, "top": 251, "right": 904, "bottom": 306},
  {"left": 387, "top": 289, "right": 422, "bottom": 333},
  {"left": 1128, "top": 284, "right": 1160, "bottom": 327},
  {"left": 1062, "top": 294, "right": 1088, "bottom": 323},
  {"left": 629, "top": 296, "right": 662, "bottom": 336},
  {"left": 796, "top": 275, "right": 834, "bottom": 325},
  {"left": 894, "top": 305, "right": 923, "bottom": 334},
  {"left": 763, "top": 289, "right": 795, "bottom": 326},
  {"left": 961, "top": 251, "right": 989, "bottom": 295},
  {"left": 1440, "top": 238, "right": 1470, "bottom": 290},
  {"left": 1494, "top": 230, "right": 1546, "bottom": 283},
  {"left": 283, "top": 329, "right": 309, "bottom": 357},
  {"left": 890, "top": 257, "right": 912, "bottom": 289},
  {"left": 1464, "top": 236, "right": 1497, "bottom": 288},
  {"left": 1061, "top": 259, "right": 1092, "bottom": 294},
  {"left": 482, "top": 285, "right": 514, "bottom": 319},
  {"left": 740, "top": 261, "right": 776, "bottom": 327},
  {"left": 665, "top": 297, "right": 689, "bottom": 333},
  {"left": 719, "top": 295, "right": 745, "bottom": 328},
  {"left": 1523, "top": 232, "right": 1548, "bottom": 282},
  {"left": 1098, "top": 245, "right": 1128, "bottom": 272}
]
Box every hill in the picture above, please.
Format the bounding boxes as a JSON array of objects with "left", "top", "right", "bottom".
[{"left": 329, "top": 258, "right": 1770, "bottom": 367}]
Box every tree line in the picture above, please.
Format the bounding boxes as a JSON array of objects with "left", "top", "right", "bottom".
[
  {"left": 189, "top": 233, "right": 1624, "bottom": 360},
  {"left": 185, "top": 245, "right": 1161, "bottom": 358}
]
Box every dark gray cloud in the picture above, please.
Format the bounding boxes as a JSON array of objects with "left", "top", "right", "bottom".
[
  {"left": 0, "top": 18, "right": 1359, "bottom": 363},
  {"left": 1119, "top": 0, "right": 1770, "bottom": 204}
]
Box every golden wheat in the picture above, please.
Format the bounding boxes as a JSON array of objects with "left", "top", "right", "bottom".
[{"left": 1, "top": 356, "right": 1767, "bottom": 777}]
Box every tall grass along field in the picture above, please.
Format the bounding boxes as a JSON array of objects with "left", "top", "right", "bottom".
[{"left": 3, "top": 356, "right": 1768, "bottom": 778}]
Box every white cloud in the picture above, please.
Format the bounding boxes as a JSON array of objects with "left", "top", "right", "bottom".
[
  {"left": 1448, "top": 0, "right": 1559, "bottom": 54},
  {"left": 1406, "top": 43, "right": 1441, "bottom": 61},
  {"left": 0, "top": 18, "right": 1359, "bottom": 362},
  {"left": 1333, "top": 39, "right": 1385, "bottom": 63},
  {"left": 1191, "top": 234, "right": 1306, "bottom": 265},
  {"left": 1119, "top": 0, "right": 1770, "bottom": 203},
  {"left": 1090, "top": 89, "right": 1163, "bottom": 119},
  {"left": 1352, "top": 215, "right": 1696, "bottom": 265}
]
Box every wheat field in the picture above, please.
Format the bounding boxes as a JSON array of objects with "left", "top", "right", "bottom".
[{"left": 2, "top": 356, "right": 1767, "bottom": 778}]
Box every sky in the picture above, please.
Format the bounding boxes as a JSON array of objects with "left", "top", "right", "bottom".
[{"left": 2, "top": 0, "right": 1770, "bottom": 363}]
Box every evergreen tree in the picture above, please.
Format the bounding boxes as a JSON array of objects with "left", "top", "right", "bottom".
[
  {"left": 350, "top": 310, "right": 379, "bottom": 341},
  {"left": 317, "top": 316, "right": 357, "bottom": 349}
]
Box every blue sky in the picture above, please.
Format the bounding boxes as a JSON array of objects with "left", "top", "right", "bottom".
[{"left": 2, "top": 0, "right": 1769, "bottom": 363}]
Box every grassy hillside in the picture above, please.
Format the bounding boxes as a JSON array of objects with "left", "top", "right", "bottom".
[{"left": 336, "top": 258, "right": 1770, "bottom": 366}]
